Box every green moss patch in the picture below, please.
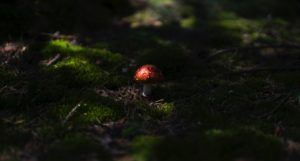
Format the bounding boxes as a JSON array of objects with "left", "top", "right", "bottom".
[
  {"left": 43, "top": 40, "right": 123, "bottom": 67},
  {"left": 49, "top": 57, "right": 109, "bottom": 87},
  {"left": 49, "top": 96, "right": 124, "bottom": 125},
  {"left": 132, "top": 128, "right": 284, "bottom": 161}
]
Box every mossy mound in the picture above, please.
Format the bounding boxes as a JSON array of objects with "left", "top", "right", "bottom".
[
  {"left": 132, "top": 128, "right": 284, "bottom": 161},
  {"left": 49, "top": 96, "right": 125, "bottom": 126}
]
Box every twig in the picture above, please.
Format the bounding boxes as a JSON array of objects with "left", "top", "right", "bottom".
[
  {"left": 205, "top": 44, "right": 300, "bottom": 62},
  {"left": 46, "top": 53, "right": 61, "bottom": 66},
  {"left": 62, "top": 101, "right": 83, "bottom": 125}
]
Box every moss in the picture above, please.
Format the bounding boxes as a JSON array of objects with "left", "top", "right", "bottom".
[
  {"left": 132, "top": 135, "right": 160, "bottom": 161},
  {"left": 39, "top": 40, "right": 127, "bottom": 88},
  {"left": 128, "top": 9, "right": 161, "bottom": 28},
  {"left": 203, "top": 10, "right": 298, "bottom": 46},
  {"left": 121, "top": 102, "right": 175, "bottom": 138},
  {"left": 127, "top": 0, "right": 182, "bottom": 28},
  {"left": 206, "top": 14, "right": 262, "bottom": 46},
  {"left": 149, "top": 128, "right": 284, "bottom": 161},
  {"left": 49, "top": 57, "right": 109, "bottom": 87},
  {"left": 42, "top": 40, "right": 123, "bottom": 67},
  {"left": 43, "top": 134, "right": 111, "bottom": 161},
  {"left": 134, "top": 101, "right": 175, "bottom": 121},
  {"left": 43, "top": 40, "right": 83, "bottom": 56},
  {"left": 149, "top": 0, "right": 175, "bottom": 6},
  {"left": 180, "top": 16, "right": 197, "bottom": 29},
  {"left": 50, "top": 97, "right": 124, "bottom": 125},
  {"left": 155, "top": 103, "right": 174, "bottom": 118},
  {"left": 76, "top": 104, "right": 121, "bottom": 124},
  {"left": 216, "top": 18, "right": 257, "bottom": 32}
]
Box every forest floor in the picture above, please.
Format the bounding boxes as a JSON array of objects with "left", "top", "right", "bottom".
[{"left": 1, "top": 0, "right": 300, "bottom": 161}]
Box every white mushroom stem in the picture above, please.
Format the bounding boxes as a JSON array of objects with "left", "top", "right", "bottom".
[{"left": 142, "top": 84, "right": 152, "bottom": 97}]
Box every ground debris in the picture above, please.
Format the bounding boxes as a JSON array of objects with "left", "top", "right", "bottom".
[{"left": 0, "top": 42, "right": 27, "bottom": 67}]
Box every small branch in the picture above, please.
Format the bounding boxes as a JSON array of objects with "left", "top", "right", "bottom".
[
  {"left": 46, "top": 53, "right": 61, "bottom": 66},
  {"left": 62, "top": 101, "right": 83, "bottom": 125}
]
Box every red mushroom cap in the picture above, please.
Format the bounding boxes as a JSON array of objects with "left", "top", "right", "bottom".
[{"left": 134, "top": 65, "right": 163, "bottom": 84}]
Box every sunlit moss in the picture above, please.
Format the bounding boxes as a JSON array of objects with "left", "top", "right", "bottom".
[
  {"left": 53, "top": 57, "right": 88, "bottom": 68},
  {"left": 149, "top": 0, "right": 175, "bottom": 6},
  {"left": 217, "top": 19, "right": 257, "bottom": 32},
  {"left": 43, "top": 40, "right": 83, "bottom": 56},
  {"left": 127, "top": 9, "right": 162, "bottom": 28},
  {"left": 77, "top": 104, "right": 121, "bottom": 124},
  {"left": 43, "top": 40, "right": 123, "bottom": 66},
  {"left": 40, "top": 40, "right": 127, "bottom": 88},
  {"left": 49, "top": 57, "right": 108, "bottom": 86},
  {"left": 134, "top": 101, "right": 174, "bottom": 120},
  {"left": 203, "top": 10, "right": 266, "bottom": 45},
  {"left": 126, "top": 0, "right": 189, "bottom": 28},
  {"left": 209, "top": 9, "right": 300, "bottom": 45},
  {"left": 85, "top": 48, "right": 123, "bottom": 66},
  {"left": 156, "top": 103, "right": 174, "bottom": 117},
  {"left": 50, "top": 98, "right": 124, "bottom": 125},
  {"left": 180, "top": 16, "right": 197, "bottom": 29}
]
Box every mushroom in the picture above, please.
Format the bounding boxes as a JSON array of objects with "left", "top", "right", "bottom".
[{"left": 134, "top": 65, "right": 163, "bottom": 97}]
